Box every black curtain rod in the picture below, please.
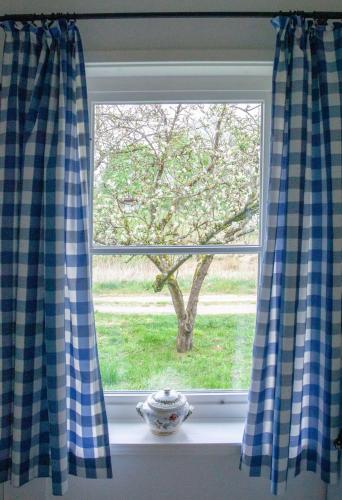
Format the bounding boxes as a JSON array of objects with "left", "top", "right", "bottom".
[{"left": 0, "top": 11, "right": 342, "bottom": 22}]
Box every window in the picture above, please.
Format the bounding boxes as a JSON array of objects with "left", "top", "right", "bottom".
[{"left": 87, "top": 63, "right": 272, "bottom": 418}]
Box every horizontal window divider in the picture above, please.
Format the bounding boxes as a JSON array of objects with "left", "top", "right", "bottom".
[
  {"left": 104, "top": 392, "right": 248, "bottom": 420},
  {"left": 105, "top": 390, "right": 248, "bottom": 401},
  {"left": 91, "top": 245, "right": 262, "bottom": 255}
]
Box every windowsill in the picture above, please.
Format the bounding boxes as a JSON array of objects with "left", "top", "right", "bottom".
[{"left": 108, "top": 419, "right": 244, "bottom": 455}]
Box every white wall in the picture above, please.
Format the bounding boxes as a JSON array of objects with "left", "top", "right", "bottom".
[
  {"left": 0, "top": 2, "right": 340, "bottom": 499},
  {"left": 3, "top": 452, "right": 327, "bottom": 500},
  {"left": 0, "top": 0, "right": 341, "bottom": 62}
]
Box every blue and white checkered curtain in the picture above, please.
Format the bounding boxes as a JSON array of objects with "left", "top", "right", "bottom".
[
  {"left": 0, "top": 20, "right": 112, "bottom": 495},
  {"left": 241, "top": 16, "right": 342, "bottom": 495}
]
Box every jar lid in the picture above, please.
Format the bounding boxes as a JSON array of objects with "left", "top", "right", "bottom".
[{"left": 147, "top": 388, "right": 186, "bottom": 411}]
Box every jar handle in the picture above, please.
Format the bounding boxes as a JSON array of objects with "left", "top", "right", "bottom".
[
  {"left": 183, "top": 405, "right": 194, "bottom": 422},
  {"left": 136, "top": 402, "right": 144, "bottom": 419}
]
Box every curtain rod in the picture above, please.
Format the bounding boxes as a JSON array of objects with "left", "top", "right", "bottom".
[{"left": 0, "top": 11, "right": 341, "bottom": 22}]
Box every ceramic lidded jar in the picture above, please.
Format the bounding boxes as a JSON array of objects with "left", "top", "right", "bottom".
[{"left": 136, "top": 388, "right": 193, "bottom": 435}]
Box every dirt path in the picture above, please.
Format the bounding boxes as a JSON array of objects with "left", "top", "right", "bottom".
[{"left": 93, "top": 294, "right": 256, "bottom": 315}]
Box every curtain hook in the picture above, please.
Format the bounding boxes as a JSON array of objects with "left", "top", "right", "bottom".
[{"left": 313, "top": 12, "right": 328, "bottom": 27}]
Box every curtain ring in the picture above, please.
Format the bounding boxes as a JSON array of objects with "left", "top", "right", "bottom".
[{"left": 313, "top": 15, "right": 328, "bottom": 27}]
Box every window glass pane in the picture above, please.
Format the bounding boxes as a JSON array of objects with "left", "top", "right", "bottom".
[
  {"left": 93, "top": 103, "right": 261, "bottom": 246},
  {"left": 93, "top": 254, "right": 257, "bottom": 390}
]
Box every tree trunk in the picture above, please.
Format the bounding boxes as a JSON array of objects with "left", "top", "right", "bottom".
[
  {"left": 176, "top": 255, "right": 214, "bottom": 353},
  {"left": 176, "top": 315, "right": 194, "bottom": 353},
  {"left": 149, "top": 254, "right": 214, "bottom": 353}
]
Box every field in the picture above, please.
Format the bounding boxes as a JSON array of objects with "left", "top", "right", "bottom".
[{"left": 93, "top": 255, "right": 257, "bottom": 391}]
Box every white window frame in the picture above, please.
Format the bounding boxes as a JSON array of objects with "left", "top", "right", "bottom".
[{"left": 87, "top": 62, "right": 272, "bottom": 420}]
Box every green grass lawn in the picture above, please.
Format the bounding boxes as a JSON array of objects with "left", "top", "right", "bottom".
[
  {"left": 95, "top": 312, "right": 255, "bottom": 391},
  {"left": 93, "top": 277, "right": 256, "bottom": 296}
]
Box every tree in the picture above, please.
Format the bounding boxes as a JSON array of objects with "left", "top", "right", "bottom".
[{"left": 93, "top": 103, "right": 260, "bottom": 352}]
